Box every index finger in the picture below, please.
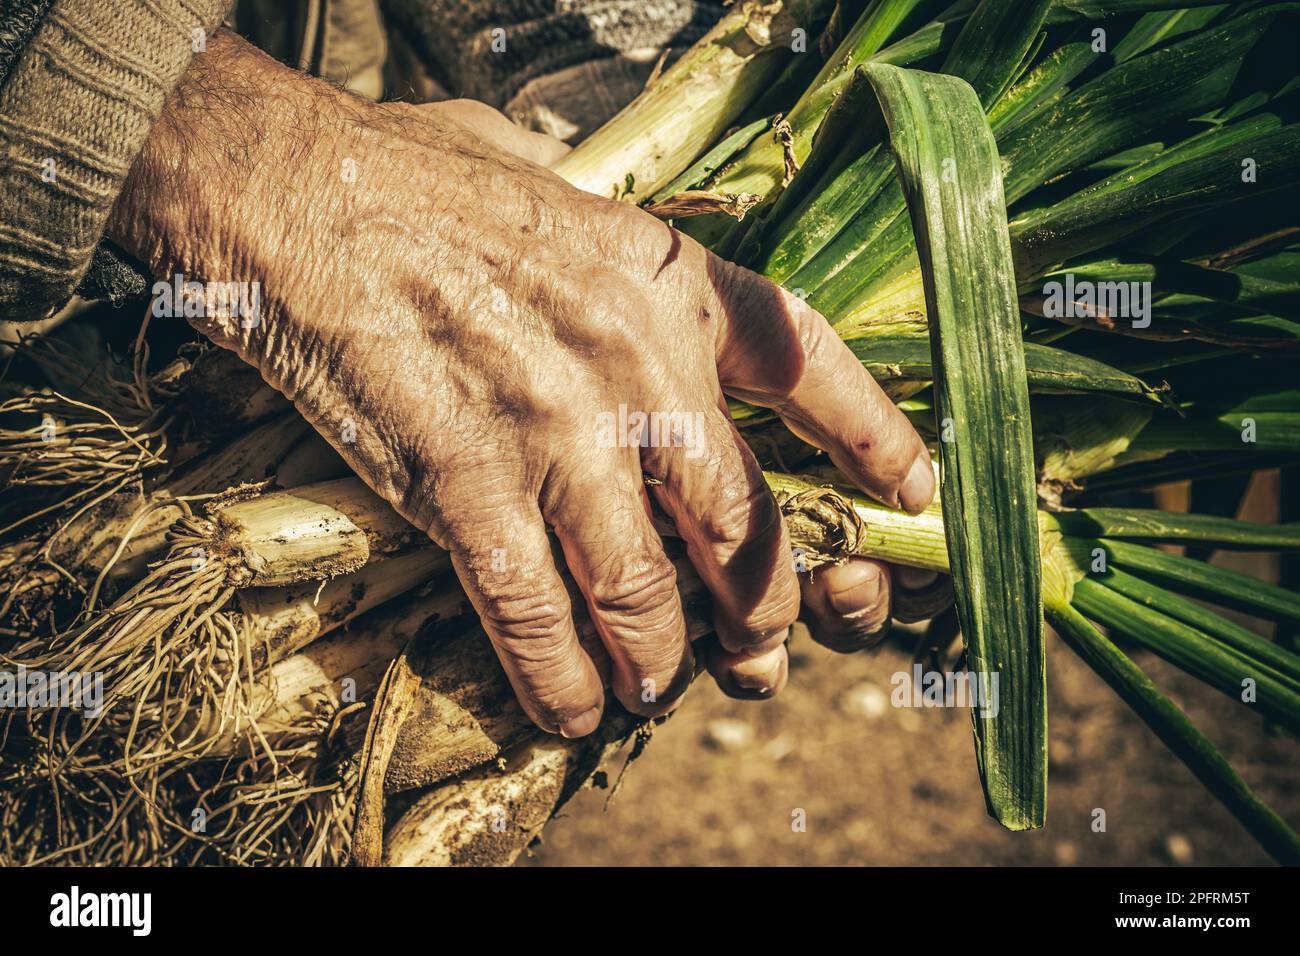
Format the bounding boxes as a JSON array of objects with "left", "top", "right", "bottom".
[{"left": 708, "top": 258, "right": 935, "bottom": 513}]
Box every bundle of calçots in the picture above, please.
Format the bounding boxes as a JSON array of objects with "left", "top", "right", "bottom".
[
  {"left": 561, "top": 0, "right": 1300, "bottom": 856},
  {"left": 3, "top": 0, "right": 1299, "bottom": 865}
]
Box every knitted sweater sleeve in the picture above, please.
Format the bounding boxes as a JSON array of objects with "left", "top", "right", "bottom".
[
  {"left": 380, "top": 0, "right": 724, "bottom": 109},
  {"left": 0, "top": 0, "right": 232, "bottom": 322}
]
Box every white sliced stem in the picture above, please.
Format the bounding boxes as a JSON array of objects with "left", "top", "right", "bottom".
[
  {"left": 553, "top": 1, "right": 824, "bottom": 199},
  {"left": 206, "top": 476, "right": 420, "bottom": 586}
]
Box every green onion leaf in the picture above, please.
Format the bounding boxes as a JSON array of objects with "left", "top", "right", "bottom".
[
  {"left": 1096, "top": 566, "right": 1300, "bottom": 687},
  {"left": 861, "top": 61, "right": 1046, "bottom": 829},
  {"left": 1098, "top": 537, "right": 1300, "bottom": 625},
  {"left": 1045, "top": 509, "right": 1300, "bottom": 550},
  {"left": 1073, "top": 578, "right": 1300, "bottom": 730}
]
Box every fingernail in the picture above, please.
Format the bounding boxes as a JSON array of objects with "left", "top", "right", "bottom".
[
  {"left": 895, "top": 566, "right": 939, "bottom": 590},
  {"left": 826, "top": 565, "right": 883, "bottom": 615},
  {"left": 730, "top": 647, "right": 785, "bottom": 691},
  {"left": 899, "top": 453, "right": 936, "bottom": 514},
  {"left": 558, "top": 705, "right": 602, "bottom": 739}
]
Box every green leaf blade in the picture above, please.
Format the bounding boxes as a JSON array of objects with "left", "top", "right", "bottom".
[
  {"left": 1097, "top": 566, "right": 1300, "bottom": 688},
  {"left": 843, "top": 333, "right": 1166, "bottom": 403},
  {"left": 1073, "top": 578, "right": 1300, "bottom": 730},
  {"left": 1099, "top": 537, "right": 1300, "bottom": 625},
  {"left": 1045, "top": 508, "right": 1300, "bottom": 551},
  {"left": 861, "top": 61, "right": 1046, "bottom": 829}
]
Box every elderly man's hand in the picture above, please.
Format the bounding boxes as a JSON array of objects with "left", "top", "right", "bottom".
[{"left": 109, "top": 31, "right": 938, "bottom": 736}]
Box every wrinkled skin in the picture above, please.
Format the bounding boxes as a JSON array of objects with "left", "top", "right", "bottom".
[{"left": 108, "top": 30, "right": 949, "bottom": 737}]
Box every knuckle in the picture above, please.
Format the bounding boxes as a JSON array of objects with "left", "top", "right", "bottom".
[
  {"left": 582, "top": 551, "right": 693, "bottom": 706},
  {"left": 715, "top": 589, "right": 799, "bottom": 653},
  {"left": 775, "top": 314, "right": 832, "bottom": 405},
  {"left": 474, "top": 585, "right": 599, "bottom": 723},
  {"left": 698, "top": 467, "right": 780, "bottom": 547},
  {"left": 712, "top": 257, "right": 765, "bottom": 316},
  {"left": 587, "top": 551, "right": 679, "bottom": 622},
  {"left": 549, "top": 270, "right": 648, "bottom": 358},
  {"left": 731, "top": 596, "right": 799, "bottom": 646},
  {"left": 696, "top": 473, "right": 800, "bottom": 647},
  {"left": 477, "top": 585, "right": 571, "bottom": 642},
  {"left": 751, "top": 289, "right": 828, "bottom": 406},
  {"left": 714, "top": 268, "right": 807, "bottom": 395},
  {"left": 596, "top": 197, "right": 655, "bottom": 243}
]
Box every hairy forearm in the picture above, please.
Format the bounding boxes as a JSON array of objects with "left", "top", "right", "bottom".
[
  {"left": 107, "top": 30, "right": 334, "bottom": 298},
  {"left": 0, "top": 0, "right": 232, "bottom": 319}
]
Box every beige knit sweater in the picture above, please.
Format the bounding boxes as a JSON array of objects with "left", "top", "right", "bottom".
[{"left": 0, "top": 0, "right": 232, "bottom": 322}]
